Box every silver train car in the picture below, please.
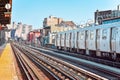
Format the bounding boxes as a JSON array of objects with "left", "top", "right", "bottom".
[{"left": 55, "top": 22, "right": 120, "bottom": 61}]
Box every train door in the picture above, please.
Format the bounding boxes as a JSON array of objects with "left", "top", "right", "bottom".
[
  {"left": 96, "top": 29, "right": 100, "bottom": 50},
  {"left": 101, "top": 28, "right": 111, "bottom": 52},
  {"left": 69, "top": 32, "right": 72, "bottom": 48},
  {"left": 64, "top": 33, "right": 66, "bottom": 49},
  {"left": 80, "top": 31, "right": 85, "bottom": 49},
  {"left": 85, "top": 30, "right": 89, "bottom": 55},
  {"left": 57, "top": 34, "right": 60, "bottom": 47},
  {"left": 60, "top": 34, "right": 62, "bottom": 49},
  {"left": 66, "top": 32, "right": 69, "bottom": 48},
  {"left": 111, "top": 27, "right": 117, "bottom": 52},
  {"left": 55, "top": 34, "right": 58, "bottom": 46},
  {"left": 77, "top": 32, "right": 79, "bottom": 48},
  {"left": 61, "top": 33, "right": 64, "bottom": 47},
  {"left": 72, "top": 32, "right": 75, "bottom": 48},
  {"left": 85, "top": 30, "right": 89, "bottom": 49},
  {"left": 116, "top": 28, "right": 120, "bottom": 52},
  {"left": 89, "top": 30, "right": 96, "bottom": 50}
]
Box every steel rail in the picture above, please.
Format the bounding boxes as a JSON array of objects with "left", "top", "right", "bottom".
[
  {"left": 31, "top": 45, "right": 120, "bottom": 68},
  {"left": 12, "top": 43, "right": 60, "bottom": 80},
  {"left": 19, "top": 46, "right": 80, "bottom": 80},
  {"left": 14, "top": 43, "right": 108, "bottom": 80}
]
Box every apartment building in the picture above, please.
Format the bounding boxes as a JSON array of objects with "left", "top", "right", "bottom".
[
  {"left": 14, "top": 22, "right": 32, "bottom": 41},
  {"left": 43, "top": 16, "right": 63, "bottom": 27}
]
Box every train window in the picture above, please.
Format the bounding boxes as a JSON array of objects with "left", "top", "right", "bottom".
[
  {"left": 66, "top": 33, "right": 69, "bottom": 40},
  {"left": 112, "top": 28, "right": 118, "bottom": 40},
  {"left": 90, "top": 31, "right": 94, "bottom": 40},
  {"left": 80, "top": 32, "right": 84, "bottom": 40},
  {"left": 102, "top": 29, "right": 107, "bottom": 39}
]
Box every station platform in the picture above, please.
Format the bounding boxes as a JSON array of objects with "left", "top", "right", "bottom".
[{"left": 0, "top": 43, "right": 18, "bottom": 80}]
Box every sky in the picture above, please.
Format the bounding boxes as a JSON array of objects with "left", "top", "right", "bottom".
[{"left": 12, "top": 0, "right": 120, "bottom": 29}]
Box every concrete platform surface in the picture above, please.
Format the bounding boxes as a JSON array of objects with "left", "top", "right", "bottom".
[
  {"left": 0, "top": 43, "right": 18, "bottom": 80},
  {"left": 0, "top": 43, "right": 6, "bottom": 55}
]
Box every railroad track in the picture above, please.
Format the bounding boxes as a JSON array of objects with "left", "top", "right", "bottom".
[
  {"left": 20, "top": 44, "right": 120, "bottom": 79},
  {"left": 30, "top": 45, "right": 120, "bottom": 69},
  {"left": 11, "top": 44, "right": 55, "bottom": 80},
  {"left": 13, "top": 42, "right": 108, "bottom": 80},
  {"left": 12, "top": 45, "right": 40, "bottom": 80}
]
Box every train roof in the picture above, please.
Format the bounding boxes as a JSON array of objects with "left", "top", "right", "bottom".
[{"left": 57, "top": 21, "right": 120, "bottom": 34}]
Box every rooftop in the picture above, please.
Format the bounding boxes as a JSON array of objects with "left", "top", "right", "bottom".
[{"left": 58, "top": 21, "right": 76, "bottom": 27}]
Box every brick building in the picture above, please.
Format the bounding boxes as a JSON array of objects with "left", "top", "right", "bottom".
[
  {"left": 27, "top": 29, "right": 42, "bottom": 47},
  {"left": 42, "top": 16, "right": 76, "bottom": 46},
  {"left": 43, "top": 16, "right": 63, "bottom": 27},
  {"left": 14, "top": 22, "right": 32, "bottom": 41}
]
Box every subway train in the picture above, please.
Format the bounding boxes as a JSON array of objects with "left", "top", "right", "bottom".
[{"left": 55, "top": 22, "right": 120, "bottom": 61}]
